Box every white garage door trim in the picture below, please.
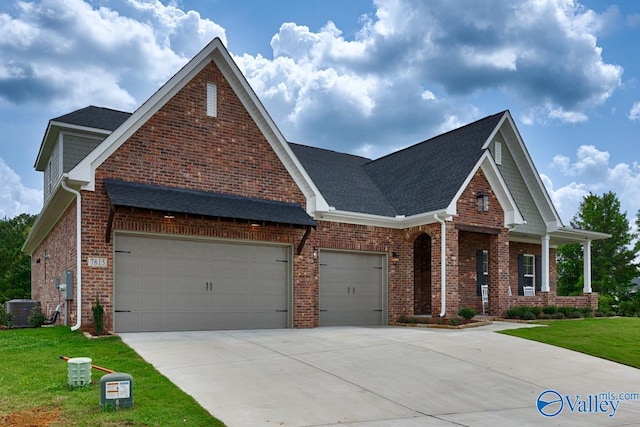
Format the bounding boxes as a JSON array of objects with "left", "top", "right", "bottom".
[
  {"left": 318, "top": 249, "right": 388, "bottom": 326},
  {"left": 113, "top": 232, "right": 293, "bottom": 332}
]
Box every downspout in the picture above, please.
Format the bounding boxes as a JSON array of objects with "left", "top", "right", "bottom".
[
  {"left": 434, "top": 213, "right": 447, "bottom": 317},
  {"left": 60, "top": 175, "right": 82, "bottom": 331}
]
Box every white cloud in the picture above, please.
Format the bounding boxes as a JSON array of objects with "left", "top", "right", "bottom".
[
  {"left": 547, "top": 145, "right": 640, "bottom": 223},
  {"left": 629, "top": 101, "right": 640, "bottom": 121},
  {"left": 0, "top": 0, "right": 225, "bottom": 110},
  {"left": 0, "top": 157, "right": 42, "bottom": 218}
]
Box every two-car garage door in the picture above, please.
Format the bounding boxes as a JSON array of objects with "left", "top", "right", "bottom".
[{"left": 114, "top": 235, "right": 290, "bottom": 332}]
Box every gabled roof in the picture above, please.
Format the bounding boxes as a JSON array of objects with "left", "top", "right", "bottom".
[
  {"left": 69, "top": 38, "right": 325, "bottom": 213},
  {"left": 289, "top": 144, "right": 397, "bottom": 216},
  {"left": 52, "top": 106, "right": 131, "bottom": 131},
  {"left": 365, "top": 112, "right": 505, "bottom": 216},
  {"left": 291, "top": 112, "right": 507, "bottom": 219},
  {"left": 103, "top": 179, "right": 316, "bottom": 227}
]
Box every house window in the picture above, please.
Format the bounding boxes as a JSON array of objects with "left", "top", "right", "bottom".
[
  {"left": 523, "top": 254, "right": 535, "bottom": 287},
  {"left": 482, "top": 250, "right": 489, "bottom": 276},
  {"left": 477, "top": 193, "right": 489, "bottom": 212},
  {"left": 476, "top": 249, "right": 488, "bottom": 296},
  {"left": 207, "top": 82, "right": 217, "bottom": 117}
]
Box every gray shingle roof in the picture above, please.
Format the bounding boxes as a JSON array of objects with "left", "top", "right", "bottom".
[
  {"left": 53, "top": 106, "right": 131, "bottom": 131},
  {"left": 291, "top": 111, "right": 506, "bottom": 217},
  {"left": 289, "top": 144, "right": 398, "bottom": 216},
  {"left": 364, "top": 111, "right": 505, "bottom": 215},
  {"left": 103, "top": 179, "right": 316, "bottom": 227}
]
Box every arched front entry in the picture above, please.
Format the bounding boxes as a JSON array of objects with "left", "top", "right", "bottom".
[{"left": 413, "top": 233, "right": 432, "bottom": 315}]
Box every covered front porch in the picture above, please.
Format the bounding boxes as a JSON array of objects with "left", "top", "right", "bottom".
[{"left": 411, "top": 222, "right": 609, "bottom": 317}]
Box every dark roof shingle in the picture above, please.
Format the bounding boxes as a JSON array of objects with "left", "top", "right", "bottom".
[{"left": 53, "top": 106, "right": 131, "bottom": 131}]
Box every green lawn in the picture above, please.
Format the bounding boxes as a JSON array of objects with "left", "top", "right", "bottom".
[
  {"left": 500, "top": 317, "right": 640, "bottom": 369},
  {"left": 0, "top": 326, "right": 225, "bottom": 426}
]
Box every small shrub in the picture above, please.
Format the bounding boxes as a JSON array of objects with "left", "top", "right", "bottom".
[
  {"left": 27, "top": 303, "right": 46, "bottom": 327},
  {"left": 581, "top": 307, "right": 593, "bottom": 318},
  {"left": 598, "top": 294, "right": 616, "bottom": 314},
  {"left": 542, "top": 305, "right": 558, "bottom": 315},
  {"left": 571, "top": 311, "right": 583, "bottom": 318},
  {"left": 606, "top": 311, "right": 617, "bottom": 317},
  {"left": 594, "top": 311, "right": 604, "bottom": 317},
  {"left": 522, "top": 311, "right": 536, "bottom": 320},
  {"left": 92, "top": 296, "right": 105, "bottom": 335},
  {"left": 448, "top": 317, "right": 460, "bottom": 326},
  {"left": 397, "top": 314, "right": 408, "bottom": 323},
  {"left": 0, "top": 304, "right": 12, "bottom": 327},
  {"left": 558, "top": 306, "right": 576, "bottom": 317},
  {"left": 458, "top": 307, "right": 477, "bottom": 320},
  {"left": 538, "top": 313, "right": 551, "bottom": 319},
  {"left": 529, "top": 306, "right": 542, "bottom": 317},
  {"left": 553, "top": 312, "right": 566, "bottom": 319}
]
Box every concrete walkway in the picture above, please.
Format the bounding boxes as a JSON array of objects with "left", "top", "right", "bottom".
[{"left": 120, "top": 322, "right": 640, "bottom": 426}]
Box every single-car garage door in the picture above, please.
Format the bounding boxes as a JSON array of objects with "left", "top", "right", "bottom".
[
  {"left": 319, "top": 251, "right": 386, "bottom": 326},
  {"left": 114, "top": 234, "right": 290, "bottom": 332}
]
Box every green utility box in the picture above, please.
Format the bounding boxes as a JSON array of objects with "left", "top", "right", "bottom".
[
  {"left": 100, "top": 372, "right": 134, "bottom": 409},
  {"left": 67, "top": 357, "right": 92, "bottom": 386}
]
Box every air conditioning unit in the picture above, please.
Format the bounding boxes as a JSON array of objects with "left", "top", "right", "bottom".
[{"left": 5, "top": 299, "right": 38, "bottom": 328}]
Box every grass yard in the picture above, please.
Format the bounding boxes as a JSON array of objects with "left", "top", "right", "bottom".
[
  {"left": 0, "top": 326, "right": 225, "bottom": 426},
  {"left": 500, "top": 317, "right": 640, "bottom": 369}
]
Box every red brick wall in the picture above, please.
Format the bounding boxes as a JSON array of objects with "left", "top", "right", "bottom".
[
  {"left": 455, "top": 169, "right": 509, "bottom": 316},
  {"left": 30, "top": 203, "right": 77, "bottom": 324}
]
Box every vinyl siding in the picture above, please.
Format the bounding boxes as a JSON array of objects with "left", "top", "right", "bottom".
[
  {"left": 489, "top": 133, "right": 546, "bottom": 235},
  {"left": 63, "top": 133, "right": 103, "bottom": 172}
]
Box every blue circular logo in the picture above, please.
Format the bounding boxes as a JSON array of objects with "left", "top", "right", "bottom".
[{"left": 537, "top": 390, "right": 563, "bottom": 417}]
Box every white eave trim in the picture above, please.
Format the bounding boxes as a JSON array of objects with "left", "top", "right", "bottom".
[
  {"left": 548, "top": 226, "right": 611, "bottom": 244},
  {"left": 446, "top": 151, "right": 524, "bottom": 227},
  {"left": 314, "top": 209, "right": 451, "bottom": 229},
  {"left": 67, "top": 38, "right": 326, "bottom": 213}
]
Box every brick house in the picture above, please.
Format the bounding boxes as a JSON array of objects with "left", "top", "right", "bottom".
[{"left": 23, "top": 38, "right": 608, "bottom": 333}]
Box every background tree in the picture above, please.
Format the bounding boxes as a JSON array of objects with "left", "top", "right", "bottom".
[
  {"left": 557, "top": 192, "right": 638, "bottom": 296},
  {"left": 0, "top": 213, "right": 37, "bottom": 303}
]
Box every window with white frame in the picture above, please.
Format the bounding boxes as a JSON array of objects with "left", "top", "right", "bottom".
[
  {"left": 523, "top": 254, "right": 535, "bottom": 287},
  {"left": 482, "top": 250, "right": 489, "bottom": 277}
]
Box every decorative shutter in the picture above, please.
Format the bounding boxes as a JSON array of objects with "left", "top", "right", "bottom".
[
  {"left": 476, "top": 250, "right": 484, "bottom": 296},
  {"left": 518, "top": 254, "right": 524, "bottom": 296},
  {"left": 535, "top": 256, "right": 542, "bottom": 291}
]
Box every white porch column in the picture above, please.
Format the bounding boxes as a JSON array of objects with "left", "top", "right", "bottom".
[
  {"left": 583, "top": 239, "right": 592, "bottom": 293},
  {"left": 541, "top": 235, "right": 550, "bottom": 292}
]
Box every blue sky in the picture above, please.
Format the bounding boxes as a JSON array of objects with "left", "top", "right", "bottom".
[{"left": 0, "top": 0, "right": 639, "bottom": 229}]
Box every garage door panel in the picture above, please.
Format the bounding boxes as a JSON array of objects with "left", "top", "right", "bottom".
[
  {"left": 319, "top": 251, "right": 385, "bottom": 327},
  {"left": 114, "top": 235, "right": 289, "bottom": 332}
]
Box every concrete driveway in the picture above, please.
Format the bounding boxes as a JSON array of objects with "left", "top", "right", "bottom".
[{"left": 120, "top": 322, "right": 640, "bottom": 426}]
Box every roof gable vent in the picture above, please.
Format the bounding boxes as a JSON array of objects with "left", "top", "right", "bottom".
[
  {"left": 495, "top": 141, "right": 502, "bottom": 165},
  {"left": 207, "top": 82, "right": 217, "bottom": 117}
]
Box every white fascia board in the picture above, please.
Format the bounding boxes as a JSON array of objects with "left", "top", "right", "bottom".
[
  {"left": 501, "top": 112, "right": 564, "bottom": 227},
  {"left": 447, "top": 151, "right": 524, "bottom": 227},
  {"left": 480, "top": 153, "right": 524, "bottom": 226},
  {"left": 68, "top": 38, "right": 326, "bottom": 212},
  {"left": 22, "top": 181, "right": 75, "bottom": 254},
  {"left": 213, "top": 48, "right": 328, "bottom": 213},
  {"left": 314, "top": 209, "right": 450, "bottom": 229},
  {"left": 481, "top": 111, "right": 508, "bottom": 150}
]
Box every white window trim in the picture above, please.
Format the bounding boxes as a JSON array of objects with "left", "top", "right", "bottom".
[{"left": 523, "top": 254, "right": 535, "bottom": 285}]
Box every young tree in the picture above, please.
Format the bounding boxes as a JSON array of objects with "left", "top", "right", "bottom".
[
  {"left": 557, "top": 192, "right": 638, "bottom": 296},
  {"left": 0, "top": 213, "right": 37, "bottom": 303}
]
